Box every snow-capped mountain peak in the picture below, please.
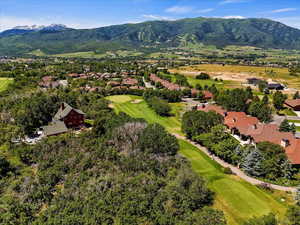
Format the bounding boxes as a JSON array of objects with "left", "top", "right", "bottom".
[{"left": 12, "top": 24, "right": 68, "bottom": 31}]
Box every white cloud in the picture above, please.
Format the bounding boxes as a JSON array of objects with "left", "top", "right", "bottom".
[
  {"left": 270, "top": 8, "right": 297, "bottom": 13},
  {"left": 165, "top": 6, "right": 193, "bottom": 14},
  {"left": 142, "top": 14, "right": 172, "bottom": 21},
  {"left": 196, "top": 8, "right": 214, "bottom": 13},
  {"left": 223, "top": 15, "right": 246, "bottom": 19},
  {"left": 219, "top": 0, "right": 249, "bottom": 5}
]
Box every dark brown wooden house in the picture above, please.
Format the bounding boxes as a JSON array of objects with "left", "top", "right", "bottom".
[{"left": 53, "top": 102, "right": 85, "bottom": 128}]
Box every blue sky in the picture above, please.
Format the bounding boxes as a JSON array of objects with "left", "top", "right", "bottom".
[{"left": 0, "top": 0, "right": 300, "bottom": 30}]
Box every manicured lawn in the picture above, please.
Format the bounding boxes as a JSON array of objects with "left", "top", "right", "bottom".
[
  {"left": 106, "top": 95, "right": 184, "bottom": 135},
  {"left": 179, "top": 141, "right": 288, "bottom": 225},
  {"left": 280, "top": 109, "right": 298, "bottom": 116},
  {"left": 0, "top": 78, "right": 14, "bottom": 92},
  {"left": 106, "top": 94, "right": 289, "bottom": 225}
]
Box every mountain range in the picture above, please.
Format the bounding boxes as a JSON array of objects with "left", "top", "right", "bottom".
[{"left": 1, "top": 17, "right": 300, "bottom": 56}]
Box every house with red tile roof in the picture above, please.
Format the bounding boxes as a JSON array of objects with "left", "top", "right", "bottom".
[
  {"left": 197, "top": 104, "right": 226, "bottom": 116},
  {"left": 150, "top": 74, "right": 181, "bottom": 91},
  {"left": 203, "top": 90, "right": 213, "bottom": 100},
  {"left": 122, "top": 78, "right": 138, "bottom": 86},
  {"left": 285, "top": 99, "right": 300, "bottom": 111},
  {"left": 197, "top": 104, "right": 300, "bottom": 165}
]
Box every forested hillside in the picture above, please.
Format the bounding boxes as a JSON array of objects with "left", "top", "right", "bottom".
[{"left": 1, "top": 17, "right": 300, "bottom": 55}]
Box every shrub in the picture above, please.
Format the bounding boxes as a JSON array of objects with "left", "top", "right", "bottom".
[
  {"left": 196, "top": 73, "right": 210, "bottom": 80},
  {"left": 145, "top": 96, "right": 171, "bottom": 116}
]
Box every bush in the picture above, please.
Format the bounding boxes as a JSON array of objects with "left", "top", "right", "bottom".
[
  {"left": 0, "top": 156, "right": 13, "bottom": 178},
  {"left": 196, "top": 73, "right": 210, "bottom": 80},
  {"left": 145, "top": 96, "right": 171, "bottom": 116}
]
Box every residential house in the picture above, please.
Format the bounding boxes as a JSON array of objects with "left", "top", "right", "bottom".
[
  {"left": 285, "top": 99, "right": 300, "bottom": 111},
  {"left": 198, "top": 104, "right": 300, "bottom": 165},
  {"left": 150, "top": 74, "right": 181, "bottom": 91},
  {"left": 42, "top": 103, "right": 85, "bottom": 136}
]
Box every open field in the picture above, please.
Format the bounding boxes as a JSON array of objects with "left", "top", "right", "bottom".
[
  {"left": 170, "top": 64, "right": 300, "bottom": 90},
  {"left": 106, "top": 94, "right": 290, "bottom": 225},
  {"left": 0, "top": 78, "right": 14, "bottom": 92}
]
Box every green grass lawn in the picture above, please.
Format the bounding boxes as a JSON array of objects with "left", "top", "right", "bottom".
[
  {"left": 280, "top": 109, "right": 298, "bottom": 116},
  {"left": 106, "top": 95, "right": 184, "bottom": 135},
  {"left": 106, "top": 94, "right": 290, "bottom": 225},
  {"left": 0, "top": 78, "right": 14, "bottom": 92},
  {"left": 179, "top": 141, "right": 288, "bottom": 225}
]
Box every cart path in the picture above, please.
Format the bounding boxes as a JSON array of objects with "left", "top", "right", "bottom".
[{"left": 174, "top": 133, "right": 297, "bottom": 193}]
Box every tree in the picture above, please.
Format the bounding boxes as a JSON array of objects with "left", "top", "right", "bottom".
[
  {"left": 241, "top": 148, "right": 264, "bottom": 177},
  {"left": 280, "top": 119, "right": 291, "bottom": 132},
  {"left": 196, "top": 73, "right": 210, "bottom": 80},
  {"left": 145, "top": 96, "right": 171, "bottom": 116},
  {"left": 195, "top": 84, "right": 202, "bottom": 90},
  {"left": 279, "top": 119, "right": 293, "bottom": 132},
  {"left": 258, "top": 81, "right": 268, "bottom": 93},
  {"left": 262, "top": 95, "right": 269, "bottom": 104},
  {"left": 0, "top": 156, "right": 12, "bottom": 178},
  {"left": 273, "top": 91, "right": 287, "bottom": 111},
  {"left": 248, "top": 100, "right": 272, "bottom": 123},
  {"left": 215, "top": 88, "right": 250, "bottom": 112},
  {"left": 194, "top": 207, "right": 226, "bottom": 225},
  {"left": 291, "top": 123, "right": 297, "bottom": 134},
  {"left": 294, "top": 91, "right": 300, "bottom": 99},
  {"left": 243, "top": 213, "right": 277, "bottom": 225},
  {"left": 286, "top": 205, "right": 300, "bottom": 225},
  {"left": 182, "top": 110, "right": 223, "bottom": 139},
  {"left": 138, "top": 123, "right": 179, "bottom": 156}
]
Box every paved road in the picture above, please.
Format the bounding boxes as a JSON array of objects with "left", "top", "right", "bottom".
[
  {"left": 286, "top": 116, "right": 300, "bottom": 121},
  {"left": 174, "top": 133, "right": 297, "bottom": 193}
]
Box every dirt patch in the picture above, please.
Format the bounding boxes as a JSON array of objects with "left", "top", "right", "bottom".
[{"left": 108, "top": 103, "right": 114, "bottom": 109}]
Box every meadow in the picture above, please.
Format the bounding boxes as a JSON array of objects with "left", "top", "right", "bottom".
[
  {"left": 0, "top": 78, "right": 13, "bottom": 92},
  {"left": 171, "top": 64, "right": 300, "bottom": 89},
  {"left": 106, "top": 94, "right": 291, "bottom": 225}
]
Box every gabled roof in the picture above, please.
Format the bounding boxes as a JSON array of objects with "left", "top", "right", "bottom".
[
  {"left": 53, "top": 102, "right": 85, "bottom": 121},
  {"left": 42, "top": 121, "right": 68, "bottom": 136},
  {"left": 286, "top": 139, "right": 300, "bottom": 165},
  {"left": 198, "top": 104, "right": 226, "bottom": 116},
  {"left": 285, "top": 99, "right": 300, "bottom": 108}
]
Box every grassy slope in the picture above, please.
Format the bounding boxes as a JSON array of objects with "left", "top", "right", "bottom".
[
  {"left": 0, "top": 78, "right": 13, "bottom": 92},
  {"left": 106, "top": 95, "right": 289, "bottom": 225}
]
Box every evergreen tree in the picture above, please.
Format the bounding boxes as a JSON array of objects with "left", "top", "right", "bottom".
[
  {"left": 273, "top": 91, "right": 287, "bottom": 110},
  {"left": 241, "top": 149, "right": 264, "bottom": 177},
  {"left": 291, "top": 123, "right": 297, "bottom": 134},
  {"left": 293, "top": 91, "right": 300, "bottom": 99},
  {"left": 262, "top": 95, "right": 269, "bottom": 104},
  {"left": 279, "top": 119, "right": 292, "bottom": 132}
]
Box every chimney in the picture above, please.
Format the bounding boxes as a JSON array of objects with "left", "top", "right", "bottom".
[
  {"left": 233, "top": 118, "right": 237, "bottom": 123},
  {"left": 281, "top": 139, "right": 290, "bottom": 148},
  {"left": 224, "top": 112, "right": 228, "bottom": 117},
  {"left": 202, "top": 104, "right": 205, "bottom": 109},
  {"left": 252, "top": 124, "right": 257, "bottom": 130}
]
